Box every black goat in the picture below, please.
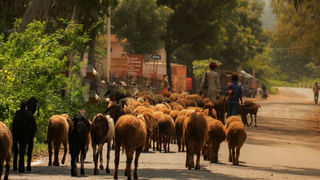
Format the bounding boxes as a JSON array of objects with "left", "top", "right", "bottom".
[
  {"left": 26, "top": 97, "right": 39, "bottom": 117},
  {"left": 104, "top": 84, "right": 128, "bottom": 103},
  {"left": 12, "top": 101, "right": 37, "bottom": 173},
  {"left": 105, "top": 99, "right": 127, "bottom": 125},
  {"left": 68, "top": 110, "right": 90, "bottom": 176}
]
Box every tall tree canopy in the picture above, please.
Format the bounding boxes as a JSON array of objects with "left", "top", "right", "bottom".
[
  {"left": 272, "top": 0, "right": 320, "bottom": 80},
  {"left": 112, "top": 0, "right": 172, "bottom": 55},
  {"left": 219, "top": 0, "right": 266, "bottom": 70},
  {"left": 157, "top": 0, "right": 238, "bottom": 88}
]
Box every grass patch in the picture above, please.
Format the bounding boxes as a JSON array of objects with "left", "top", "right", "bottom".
[
  {"left": 268, "top": 87, "right": 279, "bottom": 94},
  {"left": 268, "top": 79, "right": 296, "bottom": 87},
  {"left": 33, "top": 143, "right": 47, "bottom": 159}
]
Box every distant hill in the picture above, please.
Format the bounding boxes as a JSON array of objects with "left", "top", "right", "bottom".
[{"left": 260, "top": 0, "right": 277, "bottom": 30}]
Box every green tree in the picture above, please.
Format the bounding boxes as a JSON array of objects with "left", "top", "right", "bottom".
[
  {"left": 0, "top": 21, "right": 89, "bottom": 141},
  {"left": 112, "top": 0, "right": 172, "bottom": 55},
  {"left": 271, "top": 0, "right": 320, "bottom": 81},
  {"left": 220, "top": 0, "right": 266, "bottom": 70},
  {"left": 192, "top": 59, "right": 221, "bottom": 79},
  {"left": 157, "top": 0, "right": 237, "bottom": 88}
]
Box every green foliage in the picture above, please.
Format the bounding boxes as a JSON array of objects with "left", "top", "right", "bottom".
[
  {"left": 112, "top": 0, "right": 172, "bottom": 55},
  {"left": 0, "top": 21, "right": 89, "bottom": 142},
  {"left": 220, "top": 0, "right": 266, "bottom": 70},
  {"left": 270, "top": 0, "right": 320, "bottom": 82},
  {"left": 243, "top": 45, "right": 276, "bottom": 83},
  {"left": 192, "top": 59, "right": 221, "bottom": 79}
]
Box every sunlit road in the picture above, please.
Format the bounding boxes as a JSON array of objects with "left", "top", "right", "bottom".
[{"left": 9, "top": 87, "right": 320, "bottom": 180}]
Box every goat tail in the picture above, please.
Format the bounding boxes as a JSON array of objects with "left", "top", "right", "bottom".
[{"left": 258, "top": 104, "right": 261, "bottom": 109}]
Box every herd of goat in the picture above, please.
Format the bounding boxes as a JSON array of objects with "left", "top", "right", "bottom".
[{"left": 0, "top": 92, "right": 260, "bottom": 180}]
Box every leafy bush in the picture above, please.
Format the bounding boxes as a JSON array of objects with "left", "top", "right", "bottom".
[{"left": 0, "top": 21, "right": 89, "bottom": 142}]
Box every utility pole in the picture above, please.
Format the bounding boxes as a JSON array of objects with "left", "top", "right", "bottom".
[{"left": 106, "top": 6, "right": 111, "bottom": 83}]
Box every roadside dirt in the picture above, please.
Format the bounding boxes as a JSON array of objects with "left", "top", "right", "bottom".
[{"left": 8, "top": 87, "right": 320, "bottom": 180}]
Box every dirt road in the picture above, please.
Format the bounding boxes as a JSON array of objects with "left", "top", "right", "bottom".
[{"left": 9, "top": 87, "right": 320, "bottom": 180}]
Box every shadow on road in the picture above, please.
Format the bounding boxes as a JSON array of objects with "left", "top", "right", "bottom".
[
  {"left": 248, "top": 165, "right": 320, "bottom": 177},
  {"left": 138, "top": 168, "right": 253, "bottom": 180},
  {"left": 245, "top": 99, "right": 320, "bottom": 150},
  {"left": 11, "top": 166, "right": 254, "bottom": 180}
]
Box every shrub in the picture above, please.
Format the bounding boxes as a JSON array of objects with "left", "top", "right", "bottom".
[{"left": 0, "top": 21, "right": 89, "bottom": 142}]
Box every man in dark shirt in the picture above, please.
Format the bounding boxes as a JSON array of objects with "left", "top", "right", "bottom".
[
  {"left": 313, "top": 82, "right": 319, "bottom": 104},
  {"left": 226, "top": 74, "right": 243, "bottom": 117}
]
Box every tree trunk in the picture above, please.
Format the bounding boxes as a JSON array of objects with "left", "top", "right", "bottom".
[
  {"left": 165, "top": 43, "right": 173, "bottom": 92},
  {"left": 71, "top": 3, "right": 80, "bottom": 23},
  {"left": 1, "top": 0, "right": 9, "bottom": 24},
  {"left": 20, "top": 0, "right": 53, "bottom": 31}
]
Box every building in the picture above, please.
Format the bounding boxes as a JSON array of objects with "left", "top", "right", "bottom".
[{"left": 95, "top": 34, "right": 187, "bottom": 92}]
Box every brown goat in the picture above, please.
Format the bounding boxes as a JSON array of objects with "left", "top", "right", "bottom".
[
  {"left": 114, "top": 114, "right": 147, "bottom": 180},
  {"left": 213, "top": 96, "right": 228, "bottom": 124},
  {"left": 175, "top": 109, "right": 196, "bottom": 152},
  {"left": 46, "top": 114, "right": 71, "bottom": 167},
  {"left": 185, "top": 112, "right": 208, "bottom": 170},
  {"left": 190, "top": 94, "right": 205, "bottom": 107},
  {"left": 0, "top": 122, "right": 12, "bottom": 180},
  {"left": 240, "top": 100, "right": 261, "bottom": 127},
  {"left": 170, "top": 102, "right": 184, "bottom": 111},
  {"left": 206, "top": 119, "right": 226, "bottom": 163},
  {"left": 140, "top": 111, "right": 157, "bottom": 152},
  {"left": 169, "top": 93, "right": 180, "bottom": 101},
  {"left": 169, "top": 110, "right": 180, "bottom": 121},
  {"left": 225, "top": 115, "right": 242, "bottom": 129},
  {"left": 155, "top": 104, "right": 171, "bottom": 114},
  {"left": 226, "top": 116, "right": 247, "bottom": 165},
  {"left": 153, "top": 112, "right": 175, "bottom": 153},
  {"left": 90, "top": 114, "right": 114, "bottom": 175},
  {"left": 203, "top": 103, "right": 217, "bottom": 119}
]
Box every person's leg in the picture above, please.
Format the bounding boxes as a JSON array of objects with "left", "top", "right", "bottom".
[
  {"left": 231, "top": 102, "right": 239, "bottom": 115},
  {"left": 227, "top": 102, "right": 233, "bottom": 117}
]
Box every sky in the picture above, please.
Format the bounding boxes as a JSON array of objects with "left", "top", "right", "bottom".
[{"left": 260, "top": 0, "right": 277, "bottom": 30}]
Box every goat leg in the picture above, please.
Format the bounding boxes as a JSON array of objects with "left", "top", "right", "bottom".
[
  {"left": 195, "top": 150, "right": 201, "bottom": 170},
  {"left": 228, "top": 147, "right": 232, "bottom": 162},
  {"left": 235, "top": 147, "right": 240, "bottom": 165},
  {"left": 99, "top": 145, "right": 104, "bottom": 170},
  {"left": 13, "top": 139, "right": 18, "bottom": 171},
  {"left": 4, "top": 155, "right": 10, "bottom": 180},
  {"left": 61, "top": 140, "right": 68, "bottom": 165},
  {"left": 48, "top": 141, "right": 53, "bottom": 166},
  {"left": 92, "top": 144, "right": 99, "bottom": 175},
  {"left": 70, "top": 153, "right": 77, "bottom": 176},
  {"left": 27, "top": 138, "right": 34, "bottom": 171},
  {"left": 134, "top": 148, "right": 142, "bottom": 179},
  {"left": 125, "top": 150, "right": 133, "bottom": 179},
  {"left": 53, "top": 142, "right": 60, "bottom": 166},
  {"left": 113, "top": 144, "right": 120, "bottom": 179},
  {"left": 106, "top": 141, "right": 111, "bottom": 174},
  {"left": 18, "top": 142, "right": 26, "bottom": 173},
  {"left": 80, "top": 149, "right": 85, "bottom": 176},
  {"left": 232, "top": 148, "right": 236, "bottom": 165}
]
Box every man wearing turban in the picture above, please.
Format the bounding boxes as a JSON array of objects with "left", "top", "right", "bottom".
[{"left": 200, "top": 62, "right": 221, "bottom": 100}]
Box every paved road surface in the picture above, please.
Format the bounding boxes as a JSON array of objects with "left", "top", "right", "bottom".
[{"left": 9, "top": 87, "right": 320, "bottom": 179}]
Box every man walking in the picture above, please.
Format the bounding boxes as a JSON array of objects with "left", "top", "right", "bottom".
[
  {"left": 313, "top": 82, "right": 319, "bottom": 104},
  {"left": 226, "top": 74, "right": 243, "bottom": 117},
  {"left": 200, "top": 62, "right": 221, "bottom": 100}
]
